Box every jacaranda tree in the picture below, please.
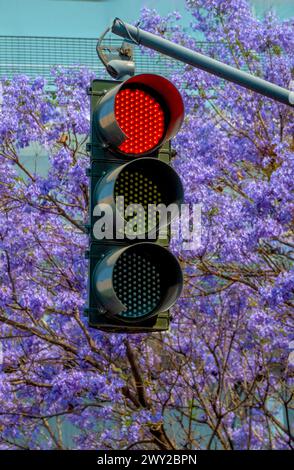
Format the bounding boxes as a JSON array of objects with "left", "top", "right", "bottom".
[{"left": 0, "top": 0, "right": 293, "bottom": 449}]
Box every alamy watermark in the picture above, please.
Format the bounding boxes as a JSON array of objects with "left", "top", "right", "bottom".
[{"left": 93, "top": 198, "right": 202, "bottom": 251}]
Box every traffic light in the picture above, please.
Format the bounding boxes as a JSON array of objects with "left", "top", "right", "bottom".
[{"left": 85, "top": 74, "right": 184, "bottom": 332}]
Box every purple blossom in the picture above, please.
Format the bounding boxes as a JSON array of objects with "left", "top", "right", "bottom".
[{"left": 0, "top": 1, "right": 293, "bottom": 450}]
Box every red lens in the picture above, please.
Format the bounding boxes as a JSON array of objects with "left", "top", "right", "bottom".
[{"left": 114, "top": 87, "right": 165, "bottom": 155}]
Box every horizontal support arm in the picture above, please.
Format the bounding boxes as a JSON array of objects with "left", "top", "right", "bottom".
[{"left": 111, "top": 18, "right": 294, "bottom": 107}]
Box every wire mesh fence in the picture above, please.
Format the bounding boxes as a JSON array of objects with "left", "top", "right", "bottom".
[{"left": 0, "top": 35, "right": 264, "bottom": 85}]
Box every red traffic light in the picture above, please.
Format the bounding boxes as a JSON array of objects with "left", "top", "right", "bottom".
[
  {"left": 114, "top": 87, "right": 165, "bottom": 155},
  {"left": 95, "top": 74, "right": 184, "bottom": 157}
]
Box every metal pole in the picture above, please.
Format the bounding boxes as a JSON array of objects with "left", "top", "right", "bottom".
[{"left": 111, "top": 18, "right": 294, "bottom": 107}]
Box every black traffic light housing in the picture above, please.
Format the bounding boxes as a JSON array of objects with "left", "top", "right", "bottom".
[{"left": 85, "top": 75, "right": 184, "bottom": 333}]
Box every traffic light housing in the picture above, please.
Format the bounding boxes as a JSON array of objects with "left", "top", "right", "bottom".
[{"left": 85, "top": 74, "right": 184, "bottom": 333}]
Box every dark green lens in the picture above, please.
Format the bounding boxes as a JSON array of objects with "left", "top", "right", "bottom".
[
  {"left": 114, "top": 170, "right": 162, "bottom": 234},
  {"left": 113, "top": 251, "right": 161, "bottom": 319}
]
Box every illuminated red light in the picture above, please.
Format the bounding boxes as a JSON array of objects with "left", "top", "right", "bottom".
[{"left": 114, "top": 87, "right": 165, "bottom": 155}]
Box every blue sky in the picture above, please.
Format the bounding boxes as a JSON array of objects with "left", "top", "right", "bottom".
[
  {"left": 0, "top": 0, "right": 191, "bottom": 37},
  {"left": 0, "top": 0, "right": 293, "bottom": 38}
]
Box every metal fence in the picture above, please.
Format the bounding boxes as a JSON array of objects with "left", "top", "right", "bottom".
[
  {"left": 0, "top": 36, "right": 175, "bottom": 82},
  {"left": 0, "top": 35, "right": 264, "bottom": 84}
]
